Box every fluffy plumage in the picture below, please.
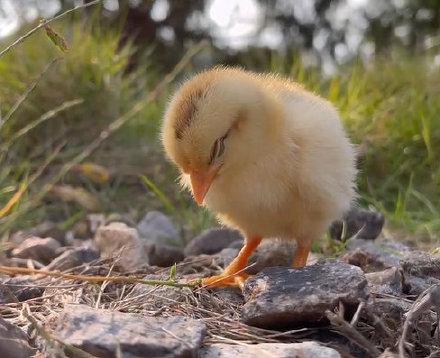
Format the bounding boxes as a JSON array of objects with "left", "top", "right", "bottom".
[{"left": 162, "top": 67, "right": 357, "bottom": 287}]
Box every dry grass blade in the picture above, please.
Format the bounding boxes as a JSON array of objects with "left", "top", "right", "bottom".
[
  {"left": 398, "top": 284, "right": 440, "bottom": 358},
  {"left": 0, "top": 184, "right": 26, "bottom": 219},
  {"left": 0, "top": 142, "right": 65, "bottom": 218},
  {"left": 0, "top": 0, "right": 101, "bottom": 58},
  {"left": 0, "top": 57, "right": 60, "bottom": 130},
  {"left": 0, "top": 99, "right": 83, "bottom": 154}
]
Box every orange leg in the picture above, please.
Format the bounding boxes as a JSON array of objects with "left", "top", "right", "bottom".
[
  {"left": 202, "top": 236, "right": 262, "bottom": 288},
  {"left": 292, "top": 241, "right": 312, "bottom": 268}
]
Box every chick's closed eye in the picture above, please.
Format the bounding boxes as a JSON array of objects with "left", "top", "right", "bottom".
[{"left": 209, "top": 130, "right": 229, "bottom": 165}]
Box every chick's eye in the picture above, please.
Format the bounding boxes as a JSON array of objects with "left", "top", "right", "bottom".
[{"left": 209, "top": 135, "right": 226, "bottom": 164}]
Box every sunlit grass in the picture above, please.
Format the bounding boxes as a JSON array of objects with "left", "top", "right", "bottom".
[
  {"left": 1, "top": 17, "right": 439, "bottom": 245},
  {"left": 283, "top": 54, "right": 440, "bottom": 242}
]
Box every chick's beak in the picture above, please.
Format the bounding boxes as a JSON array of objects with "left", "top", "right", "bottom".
[{"left": 190, "top": 166, "right": 220, "bottom": 205}]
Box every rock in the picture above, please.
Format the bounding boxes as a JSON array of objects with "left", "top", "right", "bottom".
[
  {"left": 0, "top": 316, "right": 35, "bottom": 358},
  {"left": 342, "top": 238, "right": 411, "bottom": 272},
  {"left": 366, "top": 297, "right": 411, "bottom": 332},
  {"left": 87, "top": 213, "right": 106, "bottom": 234},
  {"left": 71, "top": 219, "right": 91, "bottom": 239},
  {"left": 0, "top": 283, "right": 19, "bottom": 303},
  {"left": 53, "top": 304, "right": 206, "bottom": 358},
  {"left": 137, "top": 211, "right": 180, "bottom": 246},
  {"left": 106, "top": 212, "right": 136, "bottom": 227},
  {"left": 95, "top": 222, "right": 146, "bottom": 271},
  {"left": 11, "top": 237, "right": 61, "bottom": 265},
  {"left": 45, "top": 247, "right": 100, "bottom": 271},
  {"left": 1, "top": 276, "right": 44, "bottom": 302},
  {"left": 247, "top": 240, "right": 295, "bottom": 275},
  {"left": 227, "top": 240, "right": 245, "bottom": 249},
  {"left": 144, "top": 243, "right": 184, "bottom": 267},
  {"left": 402, "top": 274, "right": 440, "bottom": 297},
  {"left": 401, "top": 251, "right": 440, "bottom": 279},
  {"left": 9, "top": 221, "right": 64, "bottom": 247},
  {"left": 200, "top": 342, "right": 341, "bottom": 358},
  {"left": 184, "top": 228, "right": 243, "bottom": 256},
  {"left": 365, "top": 267, "right": 403, "bottom": 295},
  {"left": 329, "top": 207, "right": 385, "bottom": 241},
  {"left": 242, "top": 261, "right": 368, "bottom": 328},
  {"left": 215, "top": 248, "right": 240, "bottom": 268}
]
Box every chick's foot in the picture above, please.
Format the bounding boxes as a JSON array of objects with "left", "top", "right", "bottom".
[{"left": 202, "top": 272, "right": 250, "bottom": 289}]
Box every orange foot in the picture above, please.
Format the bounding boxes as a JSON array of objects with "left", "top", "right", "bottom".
[
  {"left": 202, "top": 272, "right": 250, "bottom": 289},
  {"left": 201, "top": 236, "right": 262, "bottom": 289}
]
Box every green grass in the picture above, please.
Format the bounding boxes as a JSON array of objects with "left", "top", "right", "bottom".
[
  {"left": 279, "top": 54, "right": 440, "bottom": 243},
  {"left": 1, "top": 17, "right": 439, "bottom": 245}
]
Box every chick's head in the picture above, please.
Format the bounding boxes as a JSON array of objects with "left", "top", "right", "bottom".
[{"left": 162, "top": 69, "right": 277, "bottom": 205}]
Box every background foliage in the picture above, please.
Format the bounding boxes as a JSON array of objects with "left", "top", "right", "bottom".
[{"left": 0, "top": 0, "right": 439, "bottom": 245}]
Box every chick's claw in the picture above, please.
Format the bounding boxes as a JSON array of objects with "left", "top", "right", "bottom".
[{"left": 202, "top": 273, "right": 250, "bottom": 289}]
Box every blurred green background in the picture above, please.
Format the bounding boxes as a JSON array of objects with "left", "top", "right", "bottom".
[{"left": 0, "top": 0, "right": 439, "bottom": 246}]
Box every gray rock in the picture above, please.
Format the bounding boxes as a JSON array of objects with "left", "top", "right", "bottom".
[
  {"left": 95, "top": 222, "right": 146, "bottom": 271},
  {"left": 366, "top": 267, "right": 403, "bottom": 296},
  {"left": 329, "top": 207, "right": 385, "bottom": 241},
  {"left": 106, "top": 212, "right": 136, "bottom": 227},
  {"left": 11, "top": 221, "right": 65, "bottom": 243},
  {"left": 87, "top": 213, "right": 106, "bottom": 234},
  {"left": 402, "top": 274, "right": 440, "bottom": 297},
  {"left": 342, "top": 238, "right": 411, "bottom": 272},
  {"left": 11, "top": 237, "right": 61, "bottom": 265},
  {"left": 401, "top": 251, "right": 440, "bottom": 279},
  {"left": 71, "top": 219, "right": 91, "bottom": 239},
  {"left": 200, "top": 342, "right": 341, "bottom": 358},
  {"left": 247, "top": 240, "right": 295, "bottom": 275},
  {"left": 137, "top": 211, "right": 180, "bottom": 246},
  {"left": 1, "top": 276, "right": 44, "bottom": 302},
  {"left": 145, "top": 243, "right": 184, "bottom": 267},
  {"left": 9, "top": 220, "right": 64, "bottom": 246},
  {"left": 227, "top": 240, "right": 245, "bottom": 249},
  {"left": 242, "top": 261, "right": 368, "bottom": 328},
  {"left": 0, "top": 283, "right": 19, "bottom": 303},
  {"left": 214, "top": 248, "right": 240, "bottom": 268},
  {"left": 53, "top": 304, "right": 206, "bottom": 358},
  {"left": 184, "top": 228, "right": 243, "bottom": 256},
  {"left": 0, "top": 316, "right": 35, "bottom": 358},
  {"left": 45, "top": 246, "right": 100, "bottom": 271}
]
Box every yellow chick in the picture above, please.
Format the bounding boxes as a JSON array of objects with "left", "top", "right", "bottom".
[{"left": 161, "top": 67, "right": 357, "bottom": 287}]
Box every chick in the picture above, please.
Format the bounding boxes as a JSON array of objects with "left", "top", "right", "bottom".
[{"left": 162, "top": 67, "right": 357, "bottom": 287}]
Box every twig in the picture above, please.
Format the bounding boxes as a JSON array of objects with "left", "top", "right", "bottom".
[
  {"left": 326, "top": 309, "right": 381, "bottom": 357},
  {"left": 0, "top": 58, "right": 60, "bottom": 130},
  {"left": 398, "top": 284, "right": 440, "bottom": 358},
  {"left": 0, "top": 40, "right": 208, "bottom": 233},
  {"left": 0, "top": 0, "right": 101, "bottom": 58},
  {"left": 0, "top": 265, "right": 197, "bottom": 288}
]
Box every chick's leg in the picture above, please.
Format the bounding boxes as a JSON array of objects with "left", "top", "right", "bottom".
[
  {"left": 202, "top": 236, "right": 262, "bottom": 288},
  {"left": 292, "top": 241, "right": 312, "bottom": 268}
]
